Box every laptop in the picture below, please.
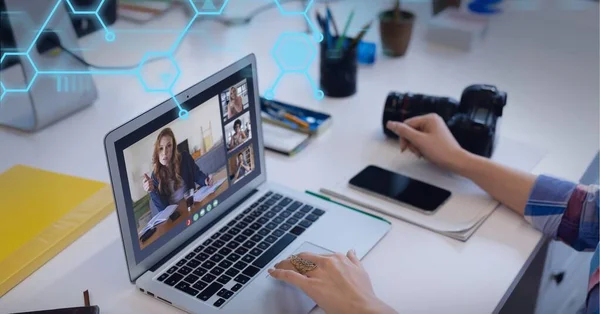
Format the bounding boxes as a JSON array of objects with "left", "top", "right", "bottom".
[{"left": 104, "top": 54, "right": 390, "bottom": 314}]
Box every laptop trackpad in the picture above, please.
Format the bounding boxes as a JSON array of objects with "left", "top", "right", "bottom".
[{"left": 260, "top": 242, "right": 334, "bottom": 313}]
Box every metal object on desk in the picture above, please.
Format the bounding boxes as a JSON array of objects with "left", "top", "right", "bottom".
[{"left": 0, "top": 0, "right": 98, "bottom": 132}]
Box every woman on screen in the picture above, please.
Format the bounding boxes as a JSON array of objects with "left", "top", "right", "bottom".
[
  {"left": 234, "top": 152, "right": 251, "bottom": 181},
  {"left": 142, "top": 128, "right": 213, "bottom": 214},
  {"left": 227, "top": 86, "right": 243, "bottom": 118},
  {"left": 228, "top": 119, "right": 247, "bottom": 149}
]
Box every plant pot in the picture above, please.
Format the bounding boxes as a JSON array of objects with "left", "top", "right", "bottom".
[
  {"left": 432, "top": 0, "right": 461, "bottom": 15},
  {"left": 379, "top": 9, "right": 415, "bottom": 57}
]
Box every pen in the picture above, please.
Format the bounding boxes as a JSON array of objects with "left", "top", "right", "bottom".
[
  {"left": 283, "top": 112, "right": 310, "bottom": 129},
  {"left": 324, "top": 10, "right": 332, "bottom": 49},
  {"left": 326, "top": 5, "right": 339, "bottom": 37},
  {"left": 263, "top": 106, "right": 309, "bottom": 129},
  {"left": 315, "top": 12, "right": 326, "bottom": 31},
  {"left": 335, "top": 9, "right": 354, "bottom": 51}
]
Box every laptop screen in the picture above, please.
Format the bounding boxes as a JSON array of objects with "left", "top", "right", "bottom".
[{"left": 114, "top": 65, "right": 261, "bottom": 264}]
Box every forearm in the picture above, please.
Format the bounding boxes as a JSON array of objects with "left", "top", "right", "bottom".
[{"left": 453, "top": 151, "right": 537, "bottom": 215}]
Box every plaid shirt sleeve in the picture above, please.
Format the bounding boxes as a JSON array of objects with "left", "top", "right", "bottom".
[{"left": 524, "top": 175, "right": 599, "bottom": 314}]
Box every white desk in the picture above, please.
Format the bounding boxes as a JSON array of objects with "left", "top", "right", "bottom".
[{"left": 1, "top": 1, "right": 598, "bottom": 313}]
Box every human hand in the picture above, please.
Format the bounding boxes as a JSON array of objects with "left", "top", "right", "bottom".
[
  {"left": 142, "top": 174, "right": 154, "bottom": 193},
  {"left": 205, "top": 174, "right": 214, "bottom": 186},
  {"left": 269, "top": 250, "right": 396, "bottom": 314},
  {"left": 386, "top": 114, "right": 469, "bottom": 173}
]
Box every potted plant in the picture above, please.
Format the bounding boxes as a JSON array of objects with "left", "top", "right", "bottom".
[{"left": 379, "top": 0, "right": 416, "bottom": 57}]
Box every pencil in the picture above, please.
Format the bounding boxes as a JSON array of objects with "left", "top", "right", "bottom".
[
  {"left": 350, "top": 19, "right": 374, "bottom": 49},
  {"left": 335, "top": 9, "right": 355, "bottom": 51},
  {"left": 283, "top": 113, "right": 309, "bottom": 129},
  {"left": 83, "top": 290, "right": 90, "bottom": 307}
]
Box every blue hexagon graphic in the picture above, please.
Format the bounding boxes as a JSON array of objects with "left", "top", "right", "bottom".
[
  {"left": 65, "top": 0, "right": 106, "bottom": 14},
  {"left": 0, "top": 53, "right": 38, "bottom": 91},
  {"left": 272, "top": 33, "right": 316, "bottom": 72},
  {"left": 137, "top": 52, "right": 181, "bottom": 93},
  {"left": 274, "top": 0, "right": 314, "bottom": 14},
  {"left": 188, "top": 0, "right": 230, "bottom": 15}
]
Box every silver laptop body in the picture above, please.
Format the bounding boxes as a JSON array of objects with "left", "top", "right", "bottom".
[{"left": 104, "top": 54, "right": 390, "bottom": 314}]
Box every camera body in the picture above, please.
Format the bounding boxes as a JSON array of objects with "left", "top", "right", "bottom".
[{"left": 383, "top": 84, "right": 507, "bottom": 158}]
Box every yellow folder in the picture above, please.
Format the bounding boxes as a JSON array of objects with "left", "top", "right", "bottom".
[{"left": 0, "top": 165, "right": 114, "bottom": 297}]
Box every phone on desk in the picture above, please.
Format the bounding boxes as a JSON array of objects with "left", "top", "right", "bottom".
[{"left": 348, "top": 165, "right": 451, "bottom": 215}]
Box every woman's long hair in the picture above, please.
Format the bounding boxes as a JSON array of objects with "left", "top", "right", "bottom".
[{"left": 152, "top": 128, "right": 183, "bottom": 197}]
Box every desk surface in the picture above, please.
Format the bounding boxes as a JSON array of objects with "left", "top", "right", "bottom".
[{"left": 0, "top": 1, "right": 598, "bottom": 313}]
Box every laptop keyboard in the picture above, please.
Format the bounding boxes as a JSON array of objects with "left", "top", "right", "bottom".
[{"left": 155, "top": 191, "right": 325, "bottom": 308}]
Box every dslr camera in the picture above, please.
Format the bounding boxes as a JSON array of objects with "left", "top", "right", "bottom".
[{"left": 382, "top": 85, "right": 507, "bottom": 158}]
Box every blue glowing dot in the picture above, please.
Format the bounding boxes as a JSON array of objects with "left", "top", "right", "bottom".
[
  {"left": 315, "top": 90, "right": 324, "bottom": 100},
  {"left": 105, "top": 32, "right": 116, "bottom": 42},
  {"left": 179, "top": 109, "right": 190, "bottom": 119},
  {"left": 264, "top": 89, "right": 275, "bottom": 100},
  {"left": 314, "top": 33, "right": 324, "bottom": 43}
]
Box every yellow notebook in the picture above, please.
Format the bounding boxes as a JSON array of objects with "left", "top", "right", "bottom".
[{"left": 0, "top": 165, "right": 114, "bottom": 297}]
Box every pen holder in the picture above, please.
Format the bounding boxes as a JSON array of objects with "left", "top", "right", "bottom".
[{"left": 319, "top": 37, "right": 358, "bottom": 98}]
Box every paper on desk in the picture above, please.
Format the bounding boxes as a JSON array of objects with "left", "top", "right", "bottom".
[
  {"left": 262, "top": 122, "right": 310, "bottom": 155},
  {"left": 194, "top": 178, "right": 227, "bottom": 203},
  {"left": 320, "top": 137, "right": 546, "bottom": 241},
  {"left": 138, "top": 204, "right": 178, "bottom": 235}
]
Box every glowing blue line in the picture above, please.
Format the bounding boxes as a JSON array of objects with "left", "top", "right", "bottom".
[
  {"left": 65, "top": 0, "right": 77, "bottom": 13},
  {"left": 95, "top": 12, "right": 109, "bottom": 32},
  {"left": 170, "top": 91, "right": 185, "bottom": 111},
  {"left": 95, "top": 0, "right": 107, "bottom": 14},
  {"left": 170, "top": 16, "right": 197, "bottom": 53},
  {"left": 303, "top": 13, "right": 321, "bottom": 38},
  {"left": 27, "top": 0, "right": 63, "bottom": 54},
  {"left": 304, "top": 72, "right": 318, "bottom": 91},
  {"left": 269, "top": 72, "right": 285, "bottom": 93}
]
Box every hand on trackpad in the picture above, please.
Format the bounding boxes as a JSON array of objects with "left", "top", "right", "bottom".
[{"left": 266, "top": 242, "right": 333, "bottom": 279}]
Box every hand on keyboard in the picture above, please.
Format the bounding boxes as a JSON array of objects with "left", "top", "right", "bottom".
[{"left": 269, "top": 250, "right": 397, "bottom": 314}]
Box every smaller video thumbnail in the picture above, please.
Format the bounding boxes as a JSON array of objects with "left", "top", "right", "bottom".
[
  {"left": 220, "top": 79, "right": 249, "bottom": 120},
  {"left": 228, "top": 145, "right": 255, "bottom": 184},
  {"left": 225, "top": 111, "right": 252, "bottom": 153}
]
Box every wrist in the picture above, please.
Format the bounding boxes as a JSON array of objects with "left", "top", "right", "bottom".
[
  {"left": 450, "top": 149, "right": 477, "bottom": 178},
  {"left": 356, "top": 297, "right": 396, "bottom": 314}
]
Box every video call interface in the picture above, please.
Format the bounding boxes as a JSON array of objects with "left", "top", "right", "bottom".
[{"left": 121, "top": 74, "right": 259, "bottom": 262}]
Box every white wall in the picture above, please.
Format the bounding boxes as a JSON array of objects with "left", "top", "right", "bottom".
[{"left": 124, "top": 96, "right": 224, "bottom": 202}]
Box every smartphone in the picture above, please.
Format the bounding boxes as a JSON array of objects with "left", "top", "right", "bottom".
[{"left": 348, "top": 165, "right": 451, "bottom": 214}]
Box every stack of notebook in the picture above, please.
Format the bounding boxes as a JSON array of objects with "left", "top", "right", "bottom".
[{"left": 0, "top": 165, "right": 114, "bottom": 297}]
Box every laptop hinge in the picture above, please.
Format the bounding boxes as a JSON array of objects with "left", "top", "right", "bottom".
[{"left": 149, "top": 188, "right": 259, "bottom": 272}]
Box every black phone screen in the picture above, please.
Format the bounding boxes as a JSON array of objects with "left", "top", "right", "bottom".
[{"left": 349, "top": 165, "right": 451, "bottom": 212}]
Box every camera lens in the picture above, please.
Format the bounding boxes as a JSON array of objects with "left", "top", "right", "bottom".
[{"left": 383, "top": 92, "right": 459, "bottom": 138}]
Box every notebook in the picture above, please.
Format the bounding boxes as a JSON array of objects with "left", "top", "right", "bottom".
[
  {"left": 320, "top": 137, "right": 546, "bottom": 241},
  {"left": 0, "top": 165, "right": 114, "bottom": 297}
]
